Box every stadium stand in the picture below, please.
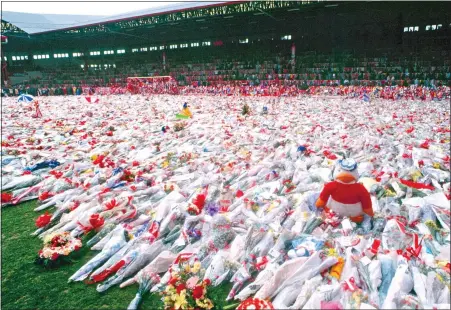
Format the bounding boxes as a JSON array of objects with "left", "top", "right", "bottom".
[{"left": 1, "top": 1, "right": 450, "bottom": 94}]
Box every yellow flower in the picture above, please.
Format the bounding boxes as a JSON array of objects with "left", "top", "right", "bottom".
[
  {"left": 162, "top": 161, "right": 169, "bottom": 168},
  {"left": 184, "top": 264, "right": 191, "bottom": 273},
  {"left": 267, "top": 202, "right": 277, "bottom": 212},
  {"left": 196, "top": 298, "right": 214, "bottom": 309},
  {"left": 191, "top": 261, "right": 201, "bottom": 274},
  {"left": 166, "top": 285, "right": 175, "bottom": 293},
  {"left": 411, "top": 170, "right": 422, "bottom": 182},
  {"left": 433, "top": 162, "right": 441, "bottom": 169},
  {"left": 385, "top": 189, "right": 396, "bottom": 197},
  {"left": 174, "top": 292, "right": 188, "bottom": 309}
]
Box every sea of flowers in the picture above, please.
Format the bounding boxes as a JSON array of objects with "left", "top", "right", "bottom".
[{"left": 1, "top": 94, "right": 450, "bottom": 309}]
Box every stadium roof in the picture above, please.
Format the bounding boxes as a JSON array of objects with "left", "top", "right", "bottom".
[
  {"left": 1, "top": 1, "right": 236, "bottom": 34},
  {"left": 1, "top": 11, "right": 107, "bottom": 34}
]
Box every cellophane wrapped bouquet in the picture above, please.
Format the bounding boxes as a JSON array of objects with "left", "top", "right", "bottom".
[{"left": 161, "top": 256, "right": 214, "bottom": 310}]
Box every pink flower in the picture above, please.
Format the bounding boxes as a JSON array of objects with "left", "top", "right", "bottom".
[{"left": 186, "top": 276, "right": 199, "bottom": 289}]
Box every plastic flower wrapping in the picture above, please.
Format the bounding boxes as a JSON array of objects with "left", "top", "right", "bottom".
[{"left": 1, "top": 95, "right": 450, "bottom": 309}]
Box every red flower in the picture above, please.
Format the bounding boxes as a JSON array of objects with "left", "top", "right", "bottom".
[
  {"left": 203, "top": 279, "right": 211, "bottom": 286},
  {"left": 106, "top": 131, "right": 113, "bottom": 136},
  {"left": 74, "top": 245, "right": 81, "bottom": 251},
  {"left": 70, "top": 201, "right": 80, "bottom": 211},
  {"left": 168, "top": 276, "right": 179, "bottom": 286},
  {"left": 35, "top": 212, "right": 52, "bottom": 228},
  {"left": 192, "top": 194, "right": 206, "bottom": 211},
  {"left": 236, "top": 190, "right": 244, "bottom": 198},
  {"left": 132, "top": 161, "right": 139, "bottom": 167},
  {"left": 49, "top": 171, "right": 63, "bottom": 179},
  {"left": 89, "top": 214, "right": 105, "bottom": 230},
  {"left": 22, "top": 170, "right": 32, "bottom": 175},
  {"left": 176, "top": 283, "right": 186, "bottom": 294},
  {"left": 38, "top": 191, "right": 53, "bottom": 201},
  {"left": 50, "top": 252, "right": 59, "bottom": 261},
  {"left": 51, "top": 236, "right": 64, "bottom": 247},
  {"left": 192, "top": 285, "right": 204, "bottom": 299},
  {"left": 105, "top": 199, "right": 118, "bottom": 210},
  {"left": 420, "top": 141, "right": 429, "bottom": 149},
  {"left": 1, "top": 192, "right": 13, "bottom": 203}
]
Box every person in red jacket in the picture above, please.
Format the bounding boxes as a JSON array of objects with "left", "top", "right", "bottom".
[{"left": 316, "top": 158, "right": 373, "bottom": 223}]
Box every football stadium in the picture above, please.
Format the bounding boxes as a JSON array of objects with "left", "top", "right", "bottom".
[{"left": 1, "top": 1, "right": 450, "bottom": 309}]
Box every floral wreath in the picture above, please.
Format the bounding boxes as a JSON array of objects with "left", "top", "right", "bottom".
[{"left": 35, "top": 231, "right": 82, "bottom": 268}]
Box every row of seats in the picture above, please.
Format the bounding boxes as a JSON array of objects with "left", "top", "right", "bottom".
[{"left": 7, "top": 49, "right": 451, "bottom": 88}]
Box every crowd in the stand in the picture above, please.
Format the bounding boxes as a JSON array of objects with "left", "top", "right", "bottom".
[
  {"left": 136, "top": 83, "right": 451, "bottom": 100},
  {"left": 3, "top": 80, "right": 449, "bottom": 101},
  {"left": 5, "top": 48, "right": 450, "bottom": 93}
]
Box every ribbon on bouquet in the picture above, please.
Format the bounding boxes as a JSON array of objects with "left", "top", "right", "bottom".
[
  {"left": 403, "top": 234, "right": 423, "bottom": 261},
  {"left": 116, "top": 196, "right": 137, "bottom": 221},
  {"left": 387, "top": 216, "right": 423, "bottom": 261},
  {"left": 148, "top": 220, "right": 160, "bottom": 241},
  {"left": 173, "top": 252, "right": 194, "bottom": 264},
  {"left": 253, "top": 256, "right": 269, "bottom": 271},
  {"left": 89, "top": 259, "right": 126, "bottom": 283},
  {"left": 364, "top": 239, "right": 381, "bottom": 258},
  {"left": 342, "top": 277, "right": 358, "bottom": 292},
  {"left": 11, "top": 184, "right": 42, "bottom": 205}
]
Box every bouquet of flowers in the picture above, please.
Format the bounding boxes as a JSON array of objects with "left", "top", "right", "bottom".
[
  {"left": 127, "top": 270, "right": 161, "bottom": 310},
  {"left": 235, "top": 298, "right": 274, "bottom": 310},
  {"left": 174, "top": 122, "right": 187, "bottom": 132},
  {"left": 277, "top": 179, "right": 296, "bottom": 195},
  {"left": 35, "top": 231, "right": 82, "bottom": 268},
  {"left": 242, "top": 104, "right": 250, "bottom": 116},
  {"left": 161, "top": 258, "right": 214, "bottom": 310}
]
